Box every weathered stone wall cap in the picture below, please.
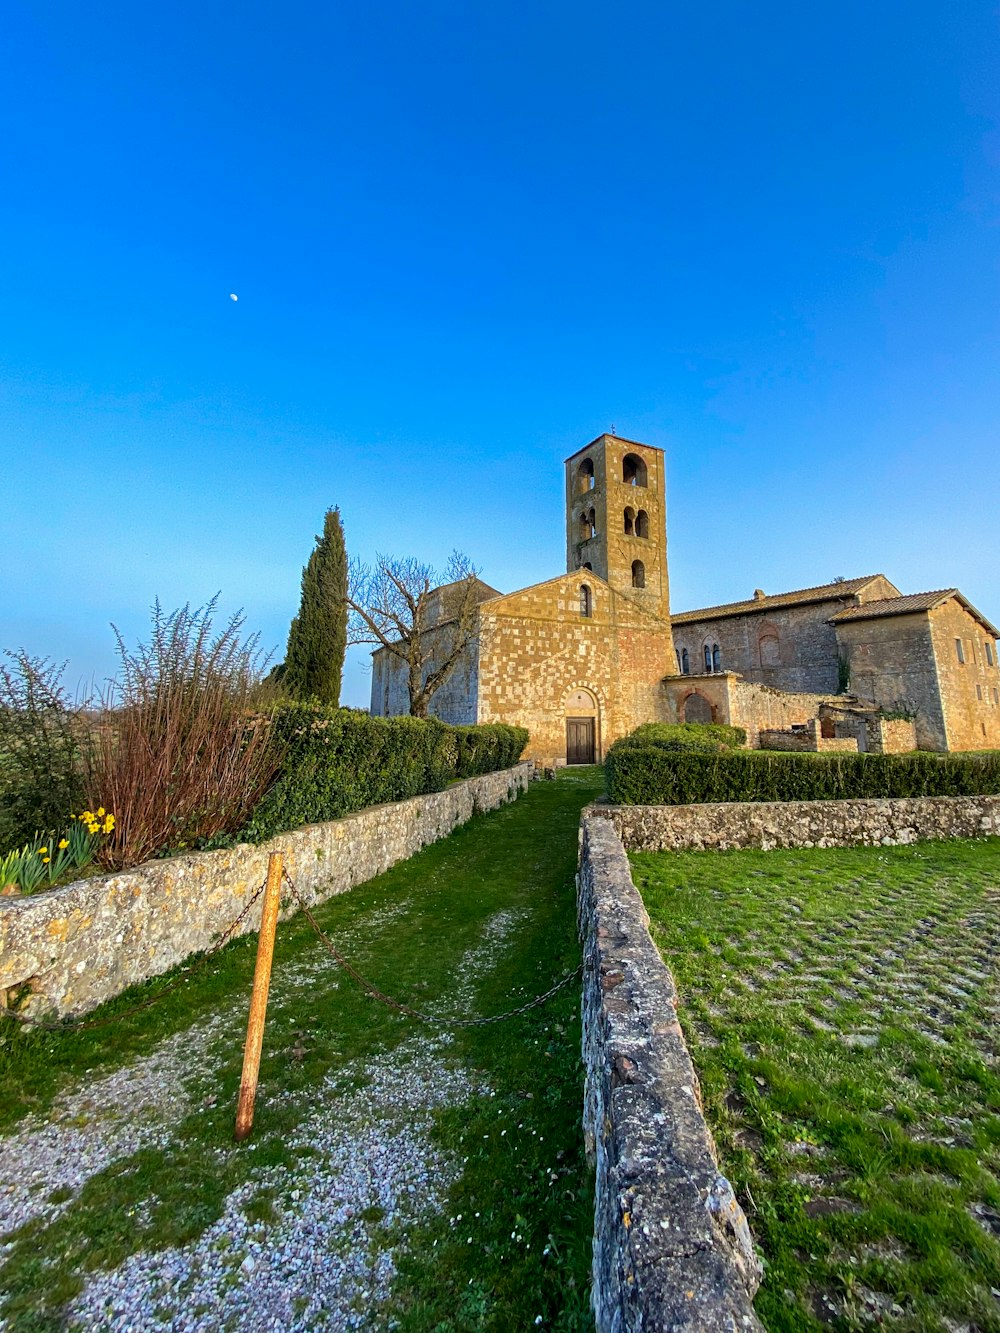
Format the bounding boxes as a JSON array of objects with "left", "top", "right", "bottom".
[
  {"left": 587, "top": 793, "right": 1000, "bottom": 854},
  {"left": 578, "top": 814, "right": 764, "bottom": 1331}
]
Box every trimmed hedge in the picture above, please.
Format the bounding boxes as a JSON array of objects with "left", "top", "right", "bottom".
[
  {"left": 604, "top": 744, "right": 1000, "bottom": 806},
  {"left": 243, "top": 705, "right": 528, "bottom": 841},
  {"left": 626, "top": 722, "right": 747, "bottom": 752}
]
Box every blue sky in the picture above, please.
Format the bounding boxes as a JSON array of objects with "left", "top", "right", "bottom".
[{"left": 2, "top": 1, "right": 998, "bottom": 707}]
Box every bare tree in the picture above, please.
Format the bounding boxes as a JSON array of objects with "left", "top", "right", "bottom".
[{"left": 346, "top": 551, "right": 486, "bottom": 717}]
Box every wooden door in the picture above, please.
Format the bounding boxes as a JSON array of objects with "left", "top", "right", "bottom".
[{"left": 566, "top": 717, "right": 596, "bottom": 765}]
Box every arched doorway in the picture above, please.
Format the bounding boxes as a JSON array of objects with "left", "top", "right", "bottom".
[
  {"left": 565, "top": 687, "right": 599, "bottom": 764},
  {"left": 682, "top": 692, "right": 713, "bottom": 724}
]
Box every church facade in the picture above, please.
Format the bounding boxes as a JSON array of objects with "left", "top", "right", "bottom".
[{"left": 371, "top": 434, "right": 1000, "bottom": 762}]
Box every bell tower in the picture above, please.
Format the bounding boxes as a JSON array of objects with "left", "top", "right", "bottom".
[{"left": 564, "top": 434, "right": 671, "bottom": 622}]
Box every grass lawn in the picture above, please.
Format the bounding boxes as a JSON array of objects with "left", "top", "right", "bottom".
[
  {"left": 0, "top": 768, "right": 604, "bottom": 1332},
  {"left": 632, "top": 838, "right": 1000, "bottom": 1332}
]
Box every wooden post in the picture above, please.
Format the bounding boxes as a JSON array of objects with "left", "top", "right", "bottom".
[{"left": 234, "top": 851, "right": 283, "bottom": 1141}]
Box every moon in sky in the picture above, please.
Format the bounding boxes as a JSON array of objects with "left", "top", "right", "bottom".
[{"left": 229, "top": 293, "right": 238, "bottom": 301}]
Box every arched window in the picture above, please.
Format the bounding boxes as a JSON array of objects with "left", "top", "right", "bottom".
[
  {"left": 582, "top": 561, "right": 592, "bottom": 570},
  {"left": 575, "top": 458, "right": 595, "bottom": 494},
  {"left": 704, "top": 644, "right": 712, "bottom": 672},
  {"left": 635, "top": 509, "right": 649, "bottom": 538},
  {"left": 675, "top": 649, "right": 682, "bottom": 673},
  {"left": 580, "top": 584, "right": 592, "bottom": 618},
  {"left": 622, "top": 453, "right": 648, "bottom": 487},
  {"left": 623, "top": 506, "right": 635, "bottom": 535},
  {"left": 712, "top": 643, "right": 721, "bottom": 673},
  {"left": 681, "top": 648, "right": 690, "bottom": 674},
  {"left": 759, "top": 634, "right": 780, "bottom": 668},
  {"left": 631, "top": 559, "right": 645, "bottom": 589},
  {"left": 579, "top": 508, "right": 596, "bottom": 541}
]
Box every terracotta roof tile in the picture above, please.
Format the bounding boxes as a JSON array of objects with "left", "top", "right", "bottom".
[
  {"left": 829, "top": 591, "right": 957, "bottom": 622},
  {"left": 830, "top": 590, "right": 999, "bottom": 638},
  {"left": 671, "top": 575, "right": 887, "bottom": 624}
]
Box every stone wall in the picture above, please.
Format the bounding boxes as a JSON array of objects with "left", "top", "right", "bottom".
[
  {"left": 578, "top": 816, "right": 763, "bottom": 1331},
  {"left": 588, "top": 792, "right": 1000, "bottom": 853},
  {"left": 867, "top": 716, "right": 918, "bottom": 754},
  {"left": 662, "top": 673, "right": 839, "bottom": 748},
  {"left": 370, "top": 623, "right": 480, "bottom": 725},
  {"left": 476, "top": 574, "right": 674, "bottom": 767},
  {"left": 0, "top": 764, "right": 533, "bottom": 1018},
  {"left": 834, "top": 612, "right": 947, "bottom": 750},
  {"left": 758, "top": 719, "right": 858, "bottom": 753},
  {"left": 928, "top": 599, "right": 1000, "bottom": 751},
  {"left": 671, "top": 577, "right": 899, "bottom": 695}
]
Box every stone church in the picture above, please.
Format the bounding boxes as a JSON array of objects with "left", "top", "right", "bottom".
[{"left": 371, "top": 434, "right": 1000, "bottom": 763}]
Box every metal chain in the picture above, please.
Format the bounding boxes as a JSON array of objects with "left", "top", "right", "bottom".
[
  {"left": 0, "top": 882, "right": 267, "bottom": 1032},
  {"left": 283, "top": 869, "right": 582, "bottom": 1028}
]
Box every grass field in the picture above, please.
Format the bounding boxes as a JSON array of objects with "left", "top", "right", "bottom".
[
  {"left": 0, "top": 769, "right": 604, "bottom": 1332},
  {"left": 632, "top": 838, "right": 1000, "bottom": 1332}
]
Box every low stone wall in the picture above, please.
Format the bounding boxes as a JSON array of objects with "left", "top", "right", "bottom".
[
  {"left": 578, "top": 816, "right": 763, "bottom": 1331},
  {"left": 589, "top": 792, "right": 1000, "bottom": 853},
  {"left": 758, "top": 725, "right": 858, "bottom": 753},
  {"left": 869, "top": 716, "right": 918, "bottom": 754},
  {"left": 0, "top": 763, "right": 533, "bottom": 1017}
]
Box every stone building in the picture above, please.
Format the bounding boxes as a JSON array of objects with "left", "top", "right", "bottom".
[{"left": 370, "top": 434, "right": 1000, "bottom": 760}]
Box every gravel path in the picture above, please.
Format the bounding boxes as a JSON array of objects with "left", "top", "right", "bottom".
[
  {"left": 1, "top": 907, "right": 525, "bottom": 1331},
  {"left": 66, "top": 1031, "right": 477, "bottom": 1332}
]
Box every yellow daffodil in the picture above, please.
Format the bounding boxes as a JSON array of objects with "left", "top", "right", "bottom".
[
  {"left": 42, "top": 856, "right": 50, "bottom": 864},
  {"left": 38, "top": 847, "right": 48, "bottom": 855},
  {"left": 97, "top": 807, "right": 105, "bottom": 818},
  {"left": 58, "top": 839, "right": 69, "bottom": 850}
]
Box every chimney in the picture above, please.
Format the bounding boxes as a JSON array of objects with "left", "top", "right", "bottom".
[{"left": 753, "top": 588, "right": 766, "bottom": 602}]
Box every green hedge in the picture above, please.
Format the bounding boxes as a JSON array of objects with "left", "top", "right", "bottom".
[
  {"left": 242, "top": 705, "right": 528, "bottom": 841},
  {"left": 604, "top": 744, "right": 1000, "bottom": 806},
  {"left": 626, "top": 722, "right": 747, "bottom": 752}
]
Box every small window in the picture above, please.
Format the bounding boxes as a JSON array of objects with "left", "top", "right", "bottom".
[
  {"left": 987, "top": 642, "right": 995, "bottom": 667},
  {"left": 956, "top": 638, "right": 965, "bottom": 664},
  {"left": 635, "top": 509, "right": 649, "bottom": 538},
  {"left": 622, "top": 453, "right": 648, "bottom": 487},
  {"left": 580, "top": 585, "right": 592, "bottom": 618},
  {"left": 582, "top": 561, "right": 592, "bottom": 570},
  {"left": 675, "top": 648, "right": 682, "bottom": 673},
  {"left": 631, "top": 559, "right": 645, "bottom": 589},
  {"left": 575, "top": 458, "right": 595, "bottom": 494},
  {"left": 579, "top": 508, "right": 596, "bottom": 541},
  {"left": 977, "top": 684, "right": 983, "bottom": 701},
  {"left": 703, "top": 644, "right": 712, "bottom": 672},
  {"left": 623, "top": 506, "right": 635, "bottom": 535},
  {"left": 712, "top": 643, "right": 721, "bottom": 673},
  {"left": 681, "top": 648, "right": 690, "bottom": 674},
  {"left": 994, "top": 687, "right": 999, "bottom": 705}
]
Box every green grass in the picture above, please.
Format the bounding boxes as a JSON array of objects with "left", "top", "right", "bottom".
[
  {"left": 0, "top": 768, "right": 604, "bottom": 1332},
  {"left": 632, "top": 838, "right": 1000, "bottom": 1332}
]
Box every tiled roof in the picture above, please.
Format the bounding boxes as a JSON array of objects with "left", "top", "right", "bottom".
[
  {"left": 671, "top": 576, "right": 887, "bottom": 624},
  {"left": 831, "top": 590, "right": 1000, "bottom": 638},
  {"left": 829, "top": 591, "right": 956, "bottom": 622}
]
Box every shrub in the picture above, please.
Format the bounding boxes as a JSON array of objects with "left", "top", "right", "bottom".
[
  {"left": 626, "top": 722, "right": 747, "bottom": 752},
  {"left": 0, "top": 651, "right": 87, "bottom": 851},
  {"left": 85, "top": 600, "right": 284, "bottom": 869},
  {"left": 453, "top": 723, "right": 530, "bottom": 777},
  {"left": 605, "top": 744, "right": 1000, "bottom": 806},
  {"left": 242, "top": 706, "right": 528, "bottom": 842}
]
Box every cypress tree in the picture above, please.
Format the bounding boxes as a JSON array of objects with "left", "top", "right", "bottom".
[{"left": 282, "top": 507, "right": 348, "bottom": 704}]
